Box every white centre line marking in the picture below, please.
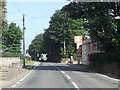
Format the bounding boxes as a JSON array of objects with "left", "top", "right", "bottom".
[
  {"left": 65, "top": 75, "right": 71, "bottom": 79},
  {"left": 11, "top": 85, "right": 16, "bottom": 88},
  {"left": 61, "top": 71, "right": 65, "bottom": 74},
  {"left": 72, "top": 82, "right": 79, "bottom": 88}
]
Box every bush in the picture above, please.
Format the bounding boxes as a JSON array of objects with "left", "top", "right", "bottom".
[
  {"left": 89, "top": 52, "right": 119, "bottom": 79},
  {"left": 90, "top": 52, "right": 120, "bottom": 67},
  {"left": 2, "top": 52, "right": 21, "bottom": 57}
]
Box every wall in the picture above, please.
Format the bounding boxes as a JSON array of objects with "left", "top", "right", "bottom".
[{"left": 0, "top": 57, "right": 21, "bottom": 80}]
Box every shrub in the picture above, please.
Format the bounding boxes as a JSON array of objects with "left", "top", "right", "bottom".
[
  {"left": 2, "top": 52, "right": 21, "bottom": 57},
  {"left": 90, "top": 52, "right": 120, "bottom": 67}
]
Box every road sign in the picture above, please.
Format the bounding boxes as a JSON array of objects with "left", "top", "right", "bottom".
[{"left": 74, "top": 36, "right": 83, "bottom": 43}]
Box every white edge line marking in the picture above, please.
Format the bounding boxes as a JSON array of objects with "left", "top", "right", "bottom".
[
  {"left": 96, "top": 73, "right": 119, "bottom": 81},
  {"left": 11, "top": 63, "right": 39, "bottom": 87},
  {"left": 11, "top": 85, "right": 16, "bottom": 88},
  {"left": 72, "top": 82, "right": 79, "bottom": 88},
  {"left": 65, "top": 75, "right": 71, "bottom": 79},
  {"left": 19, "top": 71, "right": 32, "bottom": 81}
]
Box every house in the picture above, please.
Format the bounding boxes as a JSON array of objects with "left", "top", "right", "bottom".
[{"left": 81, "top": 39, "right": 98, "bottom": 65}]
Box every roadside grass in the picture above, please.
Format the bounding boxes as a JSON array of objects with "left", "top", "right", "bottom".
[
  {"left": 20, "top": 60, "right": 37, "bottom": 65},
  {"left": 20, "top": 60, "right": 38, "bottom": 69}
]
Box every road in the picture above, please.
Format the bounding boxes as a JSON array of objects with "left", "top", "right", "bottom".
[{"left": 3, "top": 62, "right": 119, "bottom": 89}]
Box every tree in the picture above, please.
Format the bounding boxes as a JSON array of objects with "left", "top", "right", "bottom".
[
  {"left": 1, "top": 1, "right": 23, "bottom": 57},
  {"left": 1, "top": 20, "right": 8, "bottom": 52},
  {"left": 62, "top": 2, "right": 120, "bottom": 52},
  {"left": 0, "top": 0, "right": 7, "bottom": 24},
  {"left": 27, "top": 34, "right": 44, "bottom": 60},
  {"left": 43, "top": 10, "right": 86, "bottom": 62},
  {"left": 2, "top": 22, "right": 22, "bottom": 55},
  {"left": 0, "top": 0, "right": 7, "bottom": 54}
]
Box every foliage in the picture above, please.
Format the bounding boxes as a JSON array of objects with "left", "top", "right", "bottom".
[
  {"left": 20, "top": 59, "right": 36, "bottom": 65},
  {"left": 1, "top": 1, "right": 22, "bottom": 57},
  {"left": 89, "top": 52, "right": 119, "bottom": 79},
  {"left": 43, "top": 10, "right": 86, "bottom": 62},
  {"left": 1, "top": 20, "right": 7, "bottom": 51},
  {"left": 62, "top": 2, "right": 120, "bottom": 52},
  {"left": 2, "top": 52, "right": 21, "bottom": 57},
  {"left": 0, "top": 0, "right": 6, "bottom": 22},
  {"left": 28, "top": 2, "right": 120, "bottom": 63},
  {"left": 27, "top": 34, "right": 44, "bottom": 60},
  {"left": 2, "top": 22, "right": 23, "bottom": 56},
  {"left": 89, "top": 52, "right": 120, "bottom": 67}
]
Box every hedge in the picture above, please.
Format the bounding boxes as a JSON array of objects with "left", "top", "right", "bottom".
[
  {"left": 1, "top": 52, "right": 22, "bottom": 57},
  {"left": 89, "top": 52, "right": 120, "bottom": 67}
]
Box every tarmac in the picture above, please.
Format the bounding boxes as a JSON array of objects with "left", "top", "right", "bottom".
[{"left": 0, "top": 61, "right": 39, "bottom": 89}]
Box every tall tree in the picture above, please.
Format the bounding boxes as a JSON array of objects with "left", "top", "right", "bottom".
[
  {"left": 27, "top": 34, "right": 44, "bottom": 60},
  {"left": 1, "top": 20, "right": 8, "bottom": 52},
  {"left": 62, "top": 2, "right": 120, "bottom": 52},
  {"left": 0, "top": 0, "right": 7, "bottom": 23},
  {"left": 2, "top": 22, "right": 22, "bottom": 54},
  {"left": 0, "top": 0, "right": 7, "bottom": 54},
  {"left": 43, "top": 10, "right": 86, "bottom": 62}
]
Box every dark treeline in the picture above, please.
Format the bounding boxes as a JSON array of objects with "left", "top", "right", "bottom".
[{"left": 27, "top": 2, "right": 120, "bottom": 62}]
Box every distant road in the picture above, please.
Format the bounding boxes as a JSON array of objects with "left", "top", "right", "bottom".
[{"left": 4, "top": 62, "right": 118, "bottom": 89}]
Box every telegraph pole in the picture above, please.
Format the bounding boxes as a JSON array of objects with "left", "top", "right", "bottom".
[
  {"left": 63, "top": 23, "right": 66, "bottom": 55},
  {"left": 23, "top": 14, "right": 26, "bottom": 68}
]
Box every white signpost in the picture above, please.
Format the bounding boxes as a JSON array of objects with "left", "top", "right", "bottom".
[{"left": 74, "top": 36, "right": 83, "bottom": 64}]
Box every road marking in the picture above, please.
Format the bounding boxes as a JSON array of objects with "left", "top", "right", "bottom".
[
  {"left": 16, "top": 82, "right": 19, "bottom": 84},
  {"left": 11, "top": 63, "right": 40, "bottom": 88},
  {"left": 11, "top": 85, "right": 16, "bottom": 88},
  {"left": 19, "top": 71, "right": 32, "bottom": 82},
  {"left": 72, "top": 82, "right": 79, "bottom": 88},
  {"left": 49, "top": 63, "right": 53, "bottom": 66},
  {"left": 36, "top": 63, "right": 39, "bottom": 66},
  {"left": 61, "top": 71, "right": 65, "bottom": 74},
  {"left": 65, "top": 75, "right": 71, "bottom": 79},
  {"left": 96, "top": 73, "right": 119, "bottom": 81}
]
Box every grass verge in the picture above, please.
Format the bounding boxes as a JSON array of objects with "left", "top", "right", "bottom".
[{"left": 20, "top": 60, "right": 37, "bottom": 65}]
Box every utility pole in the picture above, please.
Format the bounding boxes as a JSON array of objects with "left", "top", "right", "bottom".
[
  {"left": 23, "top": 14, "right": 26, "bottom": 68},
  {"left": 62, "top": 23, "right": 66, "bottom": 55},
  {"left": 63, "top": 40, "right": 66, "bottom": 55}
]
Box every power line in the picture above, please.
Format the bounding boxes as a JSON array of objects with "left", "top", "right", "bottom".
[
  {"left": 9, "top": 1, "right": 52, "bottom": 22},
  {"left": 7, "top": 14, "right": 51, "bottom": 22},
  {"left": 11, "top": 1, "right": 23, "bottom": 15},
  {"left": 7, "top": 19, "right": 22, "bottom": 22},
  {"left": 26, "top": 14, "right": 51, "bottom": 20}
]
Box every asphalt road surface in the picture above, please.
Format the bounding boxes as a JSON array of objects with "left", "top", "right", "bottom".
[{"left": 3, "top": 62, "right": 119, "bottom": 89}]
